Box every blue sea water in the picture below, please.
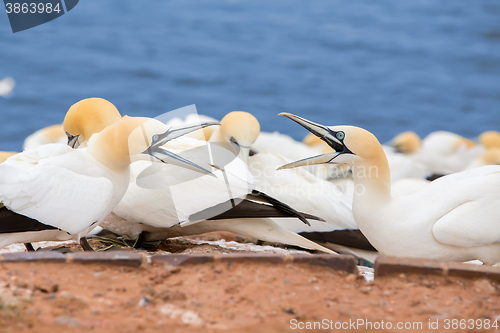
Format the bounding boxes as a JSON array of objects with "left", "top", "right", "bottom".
[{"left": 0, "top": 0, "right": 499, "bottom": 151}]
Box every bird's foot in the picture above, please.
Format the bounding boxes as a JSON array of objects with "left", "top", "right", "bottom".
[
  {"left": 132, "top": 232, "right": 147, "bottom": 249},
  {"left": 24, "top": 243, "right": 36, "bottom": 251},
  {"left": 80, "top": 237, "right": 95, "bottom": 251}
]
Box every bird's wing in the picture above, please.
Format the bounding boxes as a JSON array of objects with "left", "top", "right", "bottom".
[
  {"left": 0, "top": 147, "right": 114, "bottom": 235},
  {"left": 431, "top": 167, "right": 500, "bottom": 247},
  {"left": 113, "top": 151, "right": 255, "bottom": 228},
  {"left": 249, "top": 151, "right": 357, "bottom": 231},
  {"left": 186, "top": 190, "right": 324, "bottom": 226}
]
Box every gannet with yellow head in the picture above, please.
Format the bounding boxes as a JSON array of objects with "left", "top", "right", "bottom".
[
  {"left": 479, "top": 130, "right": 500, "bottom": 150},
  {"left": 209, "top": 111, "right": 260, "bottom": 164},
  {"left": 279, "top": 113, "right": 500, "bottom": 264},
  {"left": 390, "top": 131, "right": 421, "bottom": 154},
  {"left": 0, "top": 100, "right": 212, "bottom": 251},
  {"left": 208, "top": 113, "right": 375, "bottom": 260},
  {"left": 67, "top": 107, "right": 331, "bottom": 253},
  {"left": 390, "top": 130, "right": 483, "bottom": 175}
]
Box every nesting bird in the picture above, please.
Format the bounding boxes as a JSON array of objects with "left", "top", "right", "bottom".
[
  {"left": 279, "top": 113, "right": 500, "bottom": 265},
  {"left": 69, "top": 106, "right": 333, "bottom": 253},
  {"left": 0, "top": 99, "right": 212, "bottom": 250},
  {"left": 479, "top": 131, "right": 500, "bottom": 150},
  {"left": 390, "top": 130, "right": 483, "bottom": 175}
]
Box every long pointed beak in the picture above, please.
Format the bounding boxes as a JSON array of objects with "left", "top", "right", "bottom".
[
  {"left": 152, "top": 121, "right": 220, "bottom": 147},
  {"left": 279, "top": 112, "right": 331, "bottom": 140},
  {"left": 277, "top": 152, "right": 340, "bottom": 170},
  {"left": 278, "top": 113, "right": 342, "bottom": 151},
  {"left": 147, "top": 145, "right": 216, "bottom": 177},
  {"left": 142, "top": 121, "right": 220, "bottom": 177}
]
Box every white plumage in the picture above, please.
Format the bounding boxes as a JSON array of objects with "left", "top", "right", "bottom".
[
  {"left": 71, "top": 109, "right": 336, "bottom": 253},
  {"left": 0, "top": 145, "right": 118, "bottom": 235},
  {"left": 279, "top": 113, "right": 500, "bottom": 264},
  {"left": 0, "top": 99, "right": 210, "bottom": 250},
  {"left": 0, "top": 144, "right": 127, "bottom": 249},
  {"left": 249, "top": 151, "right": 356, "bottom": 232}
]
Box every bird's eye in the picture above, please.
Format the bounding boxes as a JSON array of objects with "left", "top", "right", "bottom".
[
  {"left": 152, "top": 134, "right": 159, "bottom": 142},
  {"left": 336, "top": 131, "right": 345, "bottom": 141}
]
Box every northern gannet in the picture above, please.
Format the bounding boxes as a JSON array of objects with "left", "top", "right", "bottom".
[
  {"left": 479, "top": 131, "right": 500, "bottom": 150},
  {"left": 70, "top": 107, "right": 331, "bottom": 253},
  {"left": 390, "top": 130, "right": 483, "bottom": 175},
  {"left": 279, "top": 113, "right": 500, "bottom": 265},
  {"left": 461, "top": 131, "right": 500, "bottom": 170},
  {"left": 0, "top": 103, "right": 212, "bottom": 251},
  {"left": 207, "top": 112, "right": 376, "bottom": 259}
]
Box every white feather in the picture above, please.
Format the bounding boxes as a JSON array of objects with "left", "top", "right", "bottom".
[{"left": 0, "top": 144, "right": 126, "bottom": 236}]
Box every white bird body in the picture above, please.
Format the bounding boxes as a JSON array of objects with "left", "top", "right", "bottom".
[
  {"left": 419, "top": 131, "right": 484, "bottom": 174},
  {"left": 391, "top": 178, "right": 430, "bottom": 197},
  {"left": 279, "top": 113, "right": 500, "bottom": 264},
  {"left": 353, "top": 165, "right": 500, "bottom": 264},
  {"left": 102, "top": 213, "right": 324, "bottom": 250},
  {"left": 382, "top": 145, "right": 430, "bottom": 181},
  {"left": 0, "top": 144, "right": 128, "bottom": 248},
  {"left": 95, "top": 111, "right": 334, "bottom": 253},
  {"left": 23, "top": 124, "right": 67, "bottom": 150},
  {"left": 249, "top": 151, "right": 356, "bottom": 231},
  {"left": 248, "top": 151, "right": 377, "bottom": 259},
  {"left": 253, "top": 132, "right": 336, "bottom": 179},
  {"left": 0, "top": 98, "right": 205, "bottom": 250},
  {"left": 389, "top": 130, "right": 484, "bottom": 175},
  {"left": 464, "top": 148, "right": 500, "bottom": 170},
  {"left": 253, "top": 131, "right": 321, "bottom": 162},
  {"left": 106, "top": 139, "right": 253, "bottom": 232},
  {"left": 100, "top": 141, "right": 333, "bottom": 253}
]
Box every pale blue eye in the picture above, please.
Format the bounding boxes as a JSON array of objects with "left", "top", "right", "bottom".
[
  {"left": 336, "top": 131, "right": 345, "bottom": 140},
  {"left": 153, "top": 134, "right": 159, "bottom": 142}
]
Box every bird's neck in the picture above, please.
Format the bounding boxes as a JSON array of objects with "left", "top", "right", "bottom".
[
  {"left": 208, "top": 128, "right": 224, "bottom": 143},
  {"left": 350, "top": 155, "right": 392, "bottom": 204}
]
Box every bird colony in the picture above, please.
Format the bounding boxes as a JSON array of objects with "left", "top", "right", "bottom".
[{"left": 1, "top": 98, "right": 499, "bottom": 266}]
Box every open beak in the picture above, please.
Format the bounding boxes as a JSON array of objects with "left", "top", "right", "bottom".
[
  {"left": 277, "top": 112, "right": 351, "bottom": 170},
  {"left": 146, "top": 145, "right": 216, "bottom": 176},
  {"left": 67, "top": 132, "right": 80, "bottom": 149},
  {"left": 278, "top": 113, "right": 344, "bottom": 152},
  {"left": 151, "top": 121, "right": 219, "bottom": 147},
  {"left": 277, "top": 152, "right": 340, "bottom": 170},
  {"left": 143, "top": 121, "right": 220, "bottom": 177}
]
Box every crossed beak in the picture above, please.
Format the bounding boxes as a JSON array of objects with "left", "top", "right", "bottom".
[
  {"left": 277, "top": 113, "right": 347, "bottom": 170},
  {"left": 144, "top": 121, "right": 219, "bottom": 177}
]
